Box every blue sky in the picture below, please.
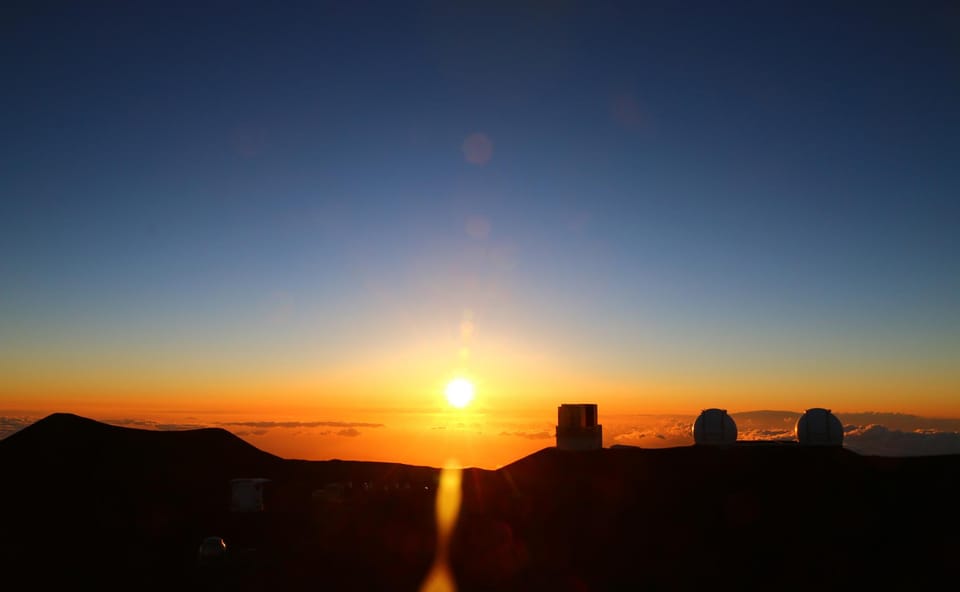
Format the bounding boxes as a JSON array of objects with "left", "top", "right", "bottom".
[{"left": 1, "top": 1, "right": 958, "bottom": 423}]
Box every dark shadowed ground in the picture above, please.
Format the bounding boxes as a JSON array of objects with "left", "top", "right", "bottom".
[{"left": 1, "top": 413, "right": 957, "bottom": 591}]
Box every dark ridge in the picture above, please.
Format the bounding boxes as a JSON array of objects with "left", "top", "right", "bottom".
[
  {"left": 0, "top": 411, "right": 286, "bottom": 544},
  {"left": 0, "top": 413, "right": 958, "bottom": 591},
  {"left": 0, "top": 412, "right": 283, "bottom": 473}
]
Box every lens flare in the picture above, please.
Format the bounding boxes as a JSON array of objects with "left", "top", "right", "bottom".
[{"left": 418, "top": 459, "right": 463, "bottom": 592}]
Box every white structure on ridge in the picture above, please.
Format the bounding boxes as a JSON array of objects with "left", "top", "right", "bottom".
[
  {"left": 693, "top": 408, "right": 737, "bottom": 444},
  {"left": 795, "top": 408, "right": 843, "bottom": 446},
  {"left": 556, "top": 403, "right": 603, "bottom": 450}
]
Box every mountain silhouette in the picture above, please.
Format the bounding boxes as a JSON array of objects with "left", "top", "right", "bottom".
[
  {"left": 1, "top": 413, "right": 957, "bottom": 591},
  {"left": 0, "top": 412, "right": 283, "bottom": 475}
]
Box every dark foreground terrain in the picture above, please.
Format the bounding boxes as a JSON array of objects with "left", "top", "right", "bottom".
[{"left": 1, "top": 413, "right": 957, "bottom": 591}]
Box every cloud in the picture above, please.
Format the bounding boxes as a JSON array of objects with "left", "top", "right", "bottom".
[
  {"left": 607, "top": 418, "right": 694, "bottom": 447},
  {"left": 499, "top": 430, "right": 553, "bottom": 440},
  {"left": 219, "top": 420, "right": 382, "bottom": 439},
  {"left": 107, "top": 418, "right": 209, "bottom": 431},
  {"left": 603, "top": 411, "right": 960, "bottom": 457},
  {"left": 733, "top": 411, "right": 960, "bottom": 456},
  {"left": 233, "top": 429, "right": 269, "bottom": 437},
  {"left": 844, "top": 425, "right": 960, "bottom": 457},
  {"left": 218, "top": 420, "right": 384, "bottom": 429},
  {"left": 737, "top": 428, "right": 796, "bottom": 441},
  {"left": 0, "top": 416, "right": 35, "bottom": 439},
  {"left": 613, "top": 429, "right": 659, "bottom": 442},
  {"left": 732, "top": 410, "right": 800, "bottom": 427},
  {"left": 836, "top": 413, "right": 960, "bottom": 433},
  {"left": 732, "top": 411, "right": 800, "bottom": 443}
]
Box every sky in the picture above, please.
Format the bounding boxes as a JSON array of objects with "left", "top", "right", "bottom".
[{"left": 1, "top": 1, "right": 958, "bottom": 468}]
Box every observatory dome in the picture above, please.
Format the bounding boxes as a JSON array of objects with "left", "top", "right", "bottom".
[
  {"left": 795, "top": 408, "right": 843, "bottom": 446},
  {"left": 693, "top": 408, "right": 737, "bottom": 444}
]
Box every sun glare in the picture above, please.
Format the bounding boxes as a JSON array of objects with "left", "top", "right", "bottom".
[{"left": 445, "top": 378, "right": 475, "bottom": 409}]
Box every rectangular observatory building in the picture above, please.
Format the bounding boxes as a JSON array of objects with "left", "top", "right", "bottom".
[{"left": 556, "top": 403, "right": 603, "bottom": 450}]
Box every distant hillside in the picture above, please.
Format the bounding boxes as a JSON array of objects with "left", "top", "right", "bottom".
[
  {"left": 0, "top": 412, "right": 283, "bottom": 480},
  {"left": 0, "top": 412, "right": 439, "bottom": 497}
]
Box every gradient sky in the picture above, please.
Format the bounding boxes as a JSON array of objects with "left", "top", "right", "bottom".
[{"left": 2, "top": 1, "right": 958, "bottom": 466}]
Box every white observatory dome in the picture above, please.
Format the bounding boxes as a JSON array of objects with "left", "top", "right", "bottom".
[
  {"left": 693, "top": 408, "right": 737, "bottom": 444},
  {"left": 795, "top": 408, "right": 843, "bottom": 446}
]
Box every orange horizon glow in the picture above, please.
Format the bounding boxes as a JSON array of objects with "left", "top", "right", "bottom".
[
  {"left": 3, "top": 363, "right": 958, "bottom": 418},
  {"left": 4, "top": 331, "right": 960, "bottom": 469},
  {"left": 3, "top": 370, "right": 960, "bottom": 470}
]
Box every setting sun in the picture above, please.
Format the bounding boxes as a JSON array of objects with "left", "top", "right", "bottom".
[{"left": 444, "top": 378, "right": 475, "bottom": 409}]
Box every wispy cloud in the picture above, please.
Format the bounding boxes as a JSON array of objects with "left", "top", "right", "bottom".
[
  {"left": 844, "top": 424, "right": 960, "bottom": 457},
  {"left": 737, "top": 428, "right": 796, "bottom": 441},
  {"left": 499, "top": 430, "right": 553, "bottom": 440},
  {"left": 0, "top": 416, "right": 35, "bottom": 439},
  {"left": 219, "top": 420, "right": 385, "bottom": 441},
  {"left": 222, "top": 420, "right": 384, "bottom": 439},
  {"left": 837, "top": 413, "right": 960, "bottom": 433},
  {"left": 614, "top": 429, "right": 667, "bottom": 442},
  {"left": 233, "top": 429, "right": 269, "bottom": 437},
  {"left": 218, "top": 420, "right": 384, "bottom": 429},
  {"left": 607, "top": 418, "right": 693, "bottom": 447},
  {"left": 108, "top": 418, "right": 209, "bottom": 431}
]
